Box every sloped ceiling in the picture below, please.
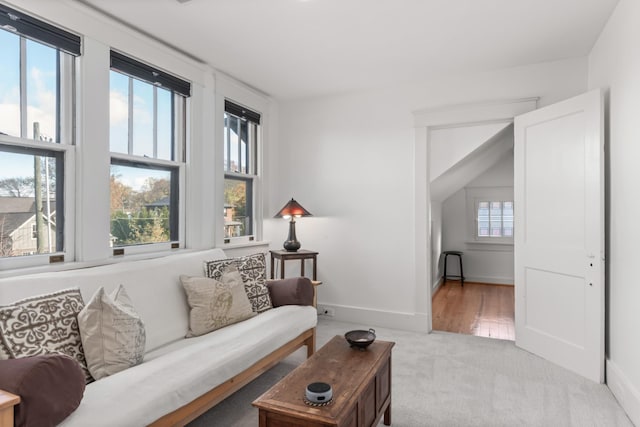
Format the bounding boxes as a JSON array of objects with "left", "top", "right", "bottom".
[
  {"left": 430, "top": 122, "right": 512, "bottom": 181},
  {"left": 431, "top": 124, "right": 514, "bottom": 203}
]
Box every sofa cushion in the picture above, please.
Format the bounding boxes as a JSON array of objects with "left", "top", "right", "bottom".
[
  {"left": 77, "top": 285, "right": 146, "bottom": 380},
  {"left": 0, "top": 353, "right": 85, "bottom": 427},
  {"left": 267, "top": 277, "right": 314, "bottom": 307},
  {"left": 0, "top": 288, "right": 92, "bottom": 383},
  {"left": 204, "top": 253, "right": 272, "bottom": 313},
  {"left": 59, "top": 305, "right": 317, "bottom": 427},
  {"left": 181, "top": 265, "right": 256, "bottom": 337}
]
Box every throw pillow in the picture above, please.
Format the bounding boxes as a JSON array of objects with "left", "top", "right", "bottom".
[
  {"left": 204, "top": 253, "right": 273, "bottom": 313},
  {"left": 0, "top": 288, "right": 93, "bottom": 383},
  {"left": 267, "top": 277, "right": 314, "bottom": 307},
  {"left": 181, "top": 265, "right": 256, "bottom": 337},
  {"left": 77, "top": 285, "right": 146, "bottom": 380},
  {"left": 0, "top": 353, "right": 85, "bottom": 427}
]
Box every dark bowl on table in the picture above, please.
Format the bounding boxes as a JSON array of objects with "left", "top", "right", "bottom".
[{"left": 344, "top": 328, "right": 376, "bottom": 350}]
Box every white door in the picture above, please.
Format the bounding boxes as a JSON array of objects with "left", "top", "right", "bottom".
[{"left": 514, "top": 89, "right": 604, "bottom": 383}]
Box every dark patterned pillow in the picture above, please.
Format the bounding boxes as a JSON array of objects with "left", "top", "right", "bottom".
[
  {"left": 204, "top": 253, "right": 273, "bottom": 313},
  {"left": 0, "top": 288, "right": 93, "bottom": 383}
]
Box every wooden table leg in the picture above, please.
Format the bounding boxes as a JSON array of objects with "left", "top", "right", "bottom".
[
  {"left": 270, "top": 254, "right": 275, "bottom": 279},
  {"left": 312, "top": 256, "right": 317, "bottom": 281},
  {"left": 301, "top": 259, "right": 305, "bottom": 277},
  {"left": 384, "top": 400, "right": 391, "bottom": 426},
  {"left": 280, "top": 259, "right": 285, "bottom": 279}
]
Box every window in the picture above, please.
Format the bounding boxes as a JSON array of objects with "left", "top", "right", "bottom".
[
  {"left": 476, "top": 201, "right": 514, "bottom": 237},
  {"left": 466, "top": 187, "right": 514, "bottom": 244},
  {"left": 223, "top": 100, "right": 259, "bottom": 241},
  {"left": 109, "top": 51, "right": 189, "bottom": 251},
  {"left": 0, "top": 5, "right": 78, "bottom": 262}
]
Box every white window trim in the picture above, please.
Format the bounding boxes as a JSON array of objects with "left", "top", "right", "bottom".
[
  {"left": 465, "top": 186, "right": 514, "bottom": 245},
  {"left": 0, "top": 32, "right": 76, "bottom": 270},
  {"left": 214, "top": 74, "right": 268, "bottom": 248},
  {"left": 0, "top": 1, "right": 217, "bottom": 274},
  {"left": 0, "top": 135, "right": 76, "bottom": 271},
  {"left": 107, "top": 72, "right": 188, "bottom": 256}
]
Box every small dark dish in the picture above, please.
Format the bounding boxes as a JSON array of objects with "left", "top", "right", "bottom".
[{"left": 344, "top": 328, "right": 376, "bottom": 350}]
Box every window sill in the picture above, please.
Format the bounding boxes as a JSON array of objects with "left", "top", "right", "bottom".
[
  {"left": 465, "top": 240, "right": 513, "bottom": 246},
  {"left": 0, "top": 248, "right": 196, "bottom": 280},
  {"left": 464, "top": 240, "right": 514, "bottom": 252},
  {"left": 220, "top": 240, "right": 270, "bottom": 250}
]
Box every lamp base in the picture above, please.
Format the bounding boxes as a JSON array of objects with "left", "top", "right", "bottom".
[
  {"left": 283, "top": 219, "right": 301, "bottom": 251},
  {"left": 283, "top": 240, "right": 301, "bottom": 252}
]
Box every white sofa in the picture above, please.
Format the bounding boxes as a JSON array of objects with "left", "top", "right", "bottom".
[{"left": 0, "top": 249, "right": 317, "bottom": 427}]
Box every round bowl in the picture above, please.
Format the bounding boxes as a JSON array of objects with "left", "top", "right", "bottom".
[{"left": 344, "top": 328, "right": 376, "bottom": 350}]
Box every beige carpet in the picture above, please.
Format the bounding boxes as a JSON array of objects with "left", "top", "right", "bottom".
[{"left": 188, "top": 317, "right": 632, "bottom": 426}]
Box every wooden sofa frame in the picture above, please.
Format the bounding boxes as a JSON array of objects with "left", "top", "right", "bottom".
[{"left": 0, "top": 328, "right": 316, "bottom": 427}]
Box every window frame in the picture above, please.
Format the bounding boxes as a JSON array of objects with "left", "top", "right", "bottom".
[
  {"left": 108, "top": 51, "right": 189, "bottom": 256},
  {"left": 222, "top": 99, "right": 261, "bottom": 245},
  {"left": 0, "top": 17, "right": 77, "bottom": 270},
  {"left": 465, "top": 187, "right": 514, "bottom": 245}
]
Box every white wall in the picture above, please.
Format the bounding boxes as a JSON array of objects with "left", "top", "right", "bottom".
[
  {"left": 441, "top": 153, "right": 514, "bottom": 285},
  {"left": 588, "top": 0, "right": 640, "bottom": 423},
  {"left": 270, "top": 57, "right": 588, "bottom": 330}
]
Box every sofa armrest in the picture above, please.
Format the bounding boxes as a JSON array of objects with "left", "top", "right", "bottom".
[
  {"left": 0, "top": 390, "right": 20, "bottom": 427},
  {"left": 266, "top": 277, "right": 321, "bottom": 307}
]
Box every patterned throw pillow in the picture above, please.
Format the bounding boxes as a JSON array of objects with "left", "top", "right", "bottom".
[
  {"left": 204, "top": 253, "right": 273, "bottom": 313},
  {"left": 181, "top": 265, "right": 256, "bottom": 337},
  {"left": 77, "top": 285, "right": 146, "bottom": 380},
  {"left": 0, "top": 288, "right": 93, "bottom": 383}
]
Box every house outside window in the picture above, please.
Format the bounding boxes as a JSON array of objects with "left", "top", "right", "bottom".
[
  {"left": 109, "top": 51, "right": 189, "bottom": 251},
  {"left": 466, "top": 187, "right": 514, "bottom": 244},
  {"left": 0, "top": 5, "right": 78, "bottom": 263},
  {"left": 223, "top": 100, "right": 259, "bottom": 241}
]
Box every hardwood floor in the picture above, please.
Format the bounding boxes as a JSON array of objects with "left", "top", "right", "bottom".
[{"left": 432, "top": 281, "right": 515, "bottom": 341}]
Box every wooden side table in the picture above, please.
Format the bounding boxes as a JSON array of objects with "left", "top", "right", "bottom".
[{"left": 270, "top": 249, "right": 319, "bottom": 281}]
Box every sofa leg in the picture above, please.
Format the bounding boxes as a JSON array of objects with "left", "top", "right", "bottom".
[{"left": 306, "top": 329, "right": 316, "bottom": 358}]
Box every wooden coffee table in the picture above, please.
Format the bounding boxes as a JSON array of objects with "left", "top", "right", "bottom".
[{"left": 253, "top": 335, "right": 394, "bottom": 427}]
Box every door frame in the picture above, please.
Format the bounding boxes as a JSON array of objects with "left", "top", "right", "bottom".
[{"left": 412, "top": 97, "right": 539, "bottom": 332}]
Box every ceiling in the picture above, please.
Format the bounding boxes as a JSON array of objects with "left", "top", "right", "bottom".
[{"left": 77, "top": 0, "right": 619, "bottom": 100}]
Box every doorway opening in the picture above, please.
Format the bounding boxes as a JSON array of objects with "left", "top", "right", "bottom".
[
  {"left": 412, "top": 97, "right": 538, "bottom": 342},
  {"left": 428, "top": 122, "right": 516, "bottom": 341},
  {"left": 415, "top": 92, "right": 605, "bottom": 382}
]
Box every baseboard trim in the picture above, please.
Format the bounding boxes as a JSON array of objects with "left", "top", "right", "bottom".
[
  {"left": 606, "top": 359, "right": 640, "bottom": 425},
  {"left": 431, "top": 277, "right": 443, "bottom": 296},
  {"left": 318, "top": 303, "right": 430, "bottom": 333},
  {"left": 464, "top": 275, "right": 514, "bottom": 285}
]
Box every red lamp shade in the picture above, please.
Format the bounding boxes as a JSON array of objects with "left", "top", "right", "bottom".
[{"left": 274, "top": 198, "right": 313, "bottom": 218}]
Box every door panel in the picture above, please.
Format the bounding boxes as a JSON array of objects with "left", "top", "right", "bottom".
[{"left": 514, "top": 89, "right": 604, "bottom": 383}]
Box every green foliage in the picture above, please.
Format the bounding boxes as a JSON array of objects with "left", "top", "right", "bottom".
[
  {"left": 110, "top": 194, "right": 171, "bottom": 246},
  {"left": 109, "top": 173, "right": 174, "bottom": 245},
  {"left": 224, "top": 180, "right": 246, "bottom": 217}
]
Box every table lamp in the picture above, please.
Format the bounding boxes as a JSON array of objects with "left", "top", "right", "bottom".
[{"left": 274, "top": 198, "right": 312, "bottom": 251}]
